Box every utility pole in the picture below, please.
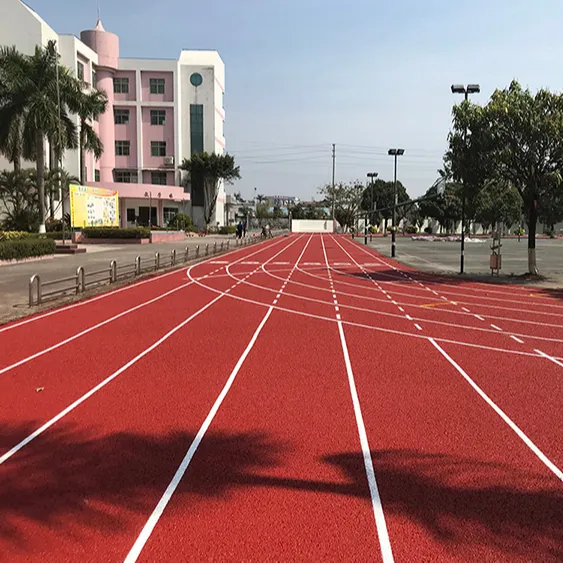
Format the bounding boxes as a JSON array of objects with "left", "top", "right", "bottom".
[{"left": 331, "top": 144, "right": 336, "bottom": 225}]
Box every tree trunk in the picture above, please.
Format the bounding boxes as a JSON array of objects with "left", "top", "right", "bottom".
[
  {"left": 80, "top": 124, "right": 85, "bottom": 185},
  {"left": 527, "top": 200, "right": 539, "bottom": 275},
  {"left": 36, "top": 130, "right": 46, "bottom": 233},
  {"left": 48, "top": 143, "right": 55, "bottom": 220}
]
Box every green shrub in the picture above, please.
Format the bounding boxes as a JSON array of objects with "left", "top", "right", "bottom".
[
  {"left": 218, "top": 225, "right": 237, "bottom": 235},
  {"left": 0, "top": 238, "right": 56, "bottom": 260},
  {"left": 83, "top": 227, "right": 150, "bottom": 239},
  {"left": 404, "top": 225, "right": 418, "bottom": 234},
  {"left": 40, "top": 232, "right": 65, "bottom": 240},
  {"left": 0, "top": 231, "right": 34, "bottom": 241}
]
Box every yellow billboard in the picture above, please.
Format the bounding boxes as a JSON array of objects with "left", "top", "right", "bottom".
[{"left": 69, "top": 184, "right": 119, "bottom": 228}]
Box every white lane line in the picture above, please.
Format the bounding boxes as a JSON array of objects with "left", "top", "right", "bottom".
[
  {"left": 398, "top": 307, "right": 405, "bottom": 312},
  {"left": 429, "top": 338, "right": 563, "bottom": 483},
  {"left": 462, "top": 307, "right": 471, "bottom": 313},
  {"left": 336, "top": 313, "right": 342, "bottom": 320},
  {"left": 490, "top": 324, "right": 503, "bottom": 331},
  {"left": 406, "top": 315, "right": 413, "bottom": 321},
  {"left": 125, "top": 235, "right": 314, "bottom": 562},
  {"left": 414, "top": 324, "right": 423, "bottom": 331},
  {"left": 475, "top": 315, "right": 485, "bottom": 321},
  {"left": 535, "top": 349, "right": 563, "bottom": 369},
  {"left": 0, "top": 236, "right": 287, "bottom": 335},
  {"left": 124, "top": 306, "right": 275, "bottom": 563},
  {"left": 321, "top": 236, "right": 394, "bottom": 562},
  {"left": 0, "top": 237, "right": 306, "bottom": 466},
  {"left": 273, "top": 299, "right": 278, "bottom": 304},
  {"left": 510, "top": 335, "right": 525, "bottom": 344},
  {"left": 0, "top": 281, "right": 190, "bottom": 376}
]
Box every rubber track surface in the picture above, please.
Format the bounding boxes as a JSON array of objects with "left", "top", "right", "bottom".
[{"left": 1, "top": 234, "right": 561, "bottom": 562}]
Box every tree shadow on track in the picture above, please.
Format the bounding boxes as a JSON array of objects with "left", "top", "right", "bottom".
[
  {"left": 2, "top": 424, "right": 562, "bottom": 560},
  {"left": 0, "top": 421, "right": 286, "bottom": 552}
]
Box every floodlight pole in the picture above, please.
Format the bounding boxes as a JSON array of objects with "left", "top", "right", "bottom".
[
  {"left": 388, "top": 149, "right": 404, "bottom": 258},
  {"left": 451, "top": 84, "right": 480, "bottom": 274}
]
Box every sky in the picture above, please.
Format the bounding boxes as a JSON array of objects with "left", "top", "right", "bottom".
[{"left": 25, "top": 0, "right": 563, "bottom": 201}]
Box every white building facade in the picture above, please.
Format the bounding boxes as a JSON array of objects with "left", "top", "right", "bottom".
[{"left": 0, "top": 0, "right": 227, "bottom": 229}]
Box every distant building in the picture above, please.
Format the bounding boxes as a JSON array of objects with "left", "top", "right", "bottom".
[{"left": 0, "top": 0, "right": 226, "bottom": 228}]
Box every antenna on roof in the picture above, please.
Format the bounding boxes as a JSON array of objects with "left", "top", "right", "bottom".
[{"left": 97, "top": 0, "right": 100, "bottom": 21}]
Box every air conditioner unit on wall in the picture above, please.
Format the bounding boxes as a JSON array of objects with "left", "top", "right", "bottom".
[{"left": 164, "top": 156, "right": 174, "bottom": 166}]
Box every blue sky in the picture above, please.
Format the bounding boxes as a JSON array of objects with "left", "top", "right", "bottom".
[{"left": 26, "top": 0, "right": 563, "bottom": 200}]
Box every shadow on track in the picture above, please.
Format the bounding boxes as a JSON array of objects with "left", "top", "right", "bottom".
[{"left": 1, "top": 424, "right": 561, "bottom": 560}]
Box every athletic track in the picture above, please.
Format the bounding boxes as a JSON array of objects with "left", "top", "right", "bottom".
[{"left": 0, "top": 234, "right": 562, "bottom": 562}]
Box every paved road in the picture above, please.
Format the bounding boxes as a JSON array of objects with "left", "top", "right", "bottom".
[{"left": 363, "top": 235, "right": 563, "bottom": 286}]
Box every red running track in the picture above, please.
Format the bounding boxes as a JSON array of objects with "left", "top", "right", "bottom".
[{"left": 0, "top": 233, "right": 562, "bottom": 562}]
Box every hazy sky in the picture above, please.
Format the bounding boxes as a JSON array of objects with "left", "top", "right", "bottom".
[{"left": 26, "top": 0, "right": 563, "bottom": 200}]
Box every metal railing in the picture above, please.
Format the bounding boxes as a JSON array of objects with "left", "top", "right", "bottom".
[{"left": 28, "top": 235, "right": 267, "bottom": 307}]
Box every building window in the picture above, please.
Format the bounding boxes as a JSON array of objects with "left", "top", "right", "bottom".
[
  {"left": 150, "top": 109, "right": 166, "bottom": 126},
  {"left": 190, "top": 104, "right": 204, "bottom": 154},
  {"left": 114, "top": 109, "right": 130, "bottom": 125},
  {"left": 94, "top": 169, "right": 100, "bottom": 182},
  {"left": 115, "top": 140, "right": 131, "bottom": 156},
  {"left": 151, "top": 141, "right": 166, "bottom": 157},
  {"left": 149, "top": 78, "right": 165, "bottom": 94},
  {"left": 114, "top": 77, "right": 129, "bottom": 94},
  {"left": 92, "top": 70, "right": 97, "bottom": 88},
  {"left": 114, "top": 170, "right": 138, "bottom": 183},
  {"left": 163, "top": 207, "right": 178, "bottom": 224},
  {"left": 151, "top": 171, "right": 167, "bottom": 185},
  {"left": 126, "top": 208, "right": 136, "bottom": 222},
  {"left": 77, "top": 61, "right": 85, "bottom": 82}
]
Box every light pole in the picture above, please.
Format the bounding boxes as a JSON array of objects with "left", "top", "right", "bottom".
[
  {"left": 388, "top": 149, "right": 404, "bottom": 257},
  {"left": 451, "top": 83, "right": 480, "bottom": 274},
  {"left": 367, "top": 172, "right": 378, "bottom": 226}
]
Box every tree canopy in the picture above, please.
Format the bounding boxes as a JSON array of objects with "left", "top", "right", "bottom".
[
  {"left": 447, "top": 80, "right": 563, "bottom": 274},
  {"left": 318, "top": 181, "right": 363, "bottom": 231}
]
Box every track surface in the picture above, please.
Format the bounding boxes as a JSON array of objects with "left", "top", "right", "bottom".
[{"left": 1, "top": 234, "right": 562, "bottom": 562}]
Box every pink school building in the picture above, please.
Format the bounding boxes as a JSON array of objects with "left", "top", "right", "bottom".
[{"left": 0, "top": 0, "right": 227, "bottom": 228}]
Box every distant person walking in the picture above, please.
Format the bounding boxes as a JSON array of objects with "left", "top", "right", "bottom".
[
  {"left": 236, "top": 221, "right": 243, "bottom": 239},
  {"left": 242, "top": 220, "right": 247, "bottom": 238}
]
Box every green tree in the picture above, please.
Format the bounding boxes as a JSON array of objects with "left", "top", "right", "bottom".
[
  {"left": 474, "top": 181, "right": 523, "bottom": 233},
  {"left": 419, "top": 182, "right": 463, "bottom": 233},
  {"left": 289, "top": 203, "right": 305, "bottom": 219},
  {"left": 448, "top": 81, "right": 563, "bottom": 274},
  {"left": 0, "top": 41, "right": 85, "bottom": 232},
  {"left": 75, "top": 88, "right": 107, "bottom": 184},
  {"left": 0, "top": 168, "right": 39, "bottom": 231},
  {"left": 318, "top": 180, "right": 363, "bottom": 231},
  {"left": 180, "top": 152, "right": 241, "bottom": 228},
  {"left": 361, "top": 179, "right": 410, "bottom": 231}
]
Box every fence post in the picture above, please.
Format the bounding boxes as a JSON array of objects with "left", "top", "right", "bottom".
[
  {"left": 171, "top": 249, "right": 176, "bottom": 266},
  {"left": 205, "top": 244, "right": 209, "bottom": 256},
  {"left": 220, "top": 241, "right": 224, "bottom": 252},
  {"left": 29, "top": 274, "right": 41, "bottom": 306},
  {"left": 227, "top": 240, "right": 230, "bottom": 249},
  {"left": 155, "top": 252, "right": 160, "bottom": 270},
  {"left": 214, "top": 241, "right": 217, "bottom": 254},
  {"left": 135, "top": 255, "right": 141, "bottom": 276},
  {"left": 76, "top": 266, "right": 85, "bottom": 294},
  {"left": 185, "top": 246, "right": 189, "bottom": 261},
  {"left": 196, "top": 244, "right": 200, "bottom": 258},
  {"left": 110, "top": 260, "right": 117, "bottom": 283}
]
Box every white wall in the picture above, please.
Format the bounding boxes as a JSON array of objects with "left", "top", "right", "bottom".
[{"left": 291, "top": 219, "right": 334, "bottom": 233}]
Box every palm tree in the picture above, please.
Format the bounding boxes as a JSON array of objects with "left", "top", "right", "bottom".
[
  {"left": 256, "top": 194, "right": 267, "bottom": 203},
  {"left": 75, "top": 88, "right": 107, "bottom": 184},
  {"left": 0, "top": 40, "right": 81, "bottom": 232}
]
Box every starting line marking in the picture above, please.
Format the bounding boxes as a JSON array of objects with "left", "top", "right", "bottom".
[
  {"left": 209, "top": 260, "right": 229, "bottom": 264},
  {"left": 302, "top": 262, "right": 323, "bottom": 266},
  {"left": 241, "top": 261, "right": 260, "bottom": 265},
  {"left": 421, "top": 301, "right": 456, "bottom": 308}
]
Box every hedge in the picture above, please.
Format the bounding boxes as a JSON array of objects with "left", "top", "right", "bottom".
[
  {"left": 218, "top": 225, "right": 237, "bottom": 235},
  {"left": 83, "top": 227, "right": 150, "bottom": 239},
  {"left": 0, "top": 238, "right": 56, "bottom": 261},
  {"left": 0, "top": 231, "right": 34, "bottom": 241}
]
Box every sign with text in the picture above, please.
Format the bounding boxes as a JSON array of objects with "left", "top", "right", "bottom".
[{"left": 69, "top": 184, "right": 119, "bottom": 228}]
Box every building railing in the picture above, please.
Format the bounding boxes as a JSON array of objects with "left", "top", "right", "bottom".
[{"left": 28, "top": 235, "right": 263, "bottom": 307}]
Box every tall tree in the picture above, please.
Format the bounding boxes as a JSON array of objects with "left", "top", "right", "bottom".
[
  {"left": 448, "top": 81, "right": 563, "bottom": 274},
  {"left": 474, "top": 181, "right": 523, "bottom": 233},
  {"left": 0, "top": 40, "right": 82, "bottom": 232},
  {"left": 180, "top": 152, "right": 241, "bottom": 228},
  {"left": 318, "top": 180, "right": 364, "bottom": 231},
  {"left": 419, "top": 182, "right": 463, "bottom": 233},
  {"left": 74, "top": 88, "right": 107, "bottom": 184},
  {"left": 360, "top": 179, "right": 410, "bottom": 231}
]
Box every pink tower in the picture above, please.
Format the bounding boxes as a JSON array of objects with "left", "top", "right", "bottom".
[{"left": 80, "top": 20, "right": 119, "bottom": 183}]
